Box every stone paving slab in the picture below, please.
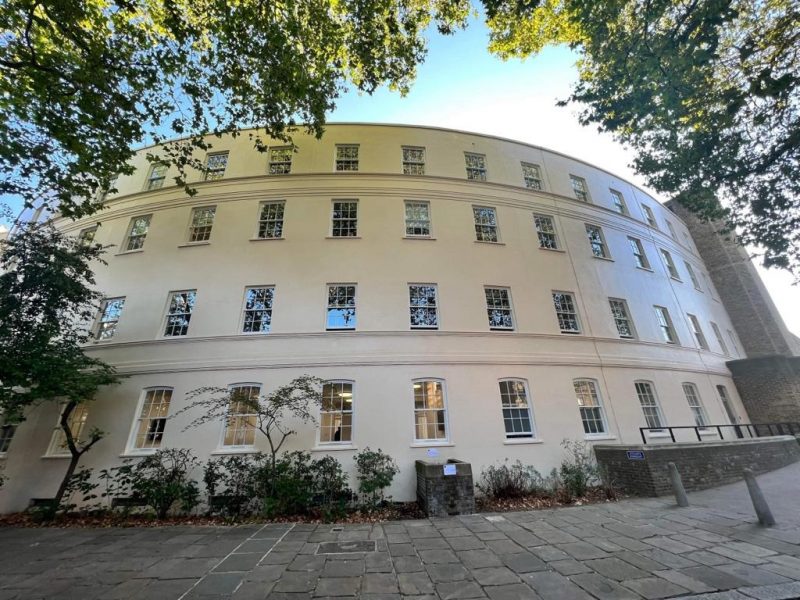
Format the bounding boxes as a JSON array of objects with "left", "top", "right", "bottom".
[{"left": 2, "top": 464, "right": 800, "bottom": 599}]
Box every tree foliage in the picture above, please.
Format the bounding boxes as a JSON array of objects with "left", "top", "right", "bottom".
[
  {"left": 0, "top": 222, "right": 120, "bottom": 511},
  {"left": 0, "top": 0, "right": 471, "bottom": 219},
  {"left": 485, "top": 0, "right": 800, "bottom": 273}
]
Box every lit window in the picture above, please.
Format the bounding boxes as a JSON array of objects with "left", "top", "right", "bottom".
[
  {"left": 402, "top": 147, "right": 425, "bottom": 175},
  {"left": 553, "top": 292, "right": 580, "bottom": 334},
  {"left": 585, "top": 224, "right": 609, "bottom": 258},
  {"left": 405, "top": 201, "right": 431, "bottom": 237},
  {"left": 320, "top": 381, "right": 353, "bottom": 444},
  {"left": 331, "top": 201, "right": 358, "bottom": 237},
  {"left": 610, "top": 189, "right": 627, "bottom": 214},
  {"left": 654, "top": 306, "right": 678, "bottom": 343},
  {"left": 465, "top": 153, "right": 487, "bottom": 181},
  {"left": 570, "top": 175, "right": 589, "bottom": 201},
  {"left": 485, "top": 287, "right": 514, "bottom": 330},
  {"left": 205, "top": 152, "right": 229, "bottom": 181},
  {"left": 257, "top": 201, "right": 285, "bottom": 239},
  {"left": 132, "top": 388, "right": 172, "bottom": 450},
  {"left": 660, "top": 249, "right": 681, "bottom": 279},
  {"left": 409, "top": 284, "right": 438, "bottom": 329},
  {"left": 124, "top": 215, "right": 151, "bottom": 251},
  {"left": 641, "top": 204, "right": 658, "bottom": 228},
  {"left": 79, "top": 226, "right": 98, "bottom": 246},
  {"left": 636, "top": 381, "right": 665, "bottom": 429},
  {"left": 710, "top": 322, "right": 729, "bottom": 356},
  {"left": 684, "top": 261, "right": 701, "bottom": 290},
  {"left": 574, "top": 379, "right": 607, "bottom": 435},
  {"left": 687, "top": 314, "right": 709, "bottom": 349},
  {"left": 717, "top": 384, "right": 738, "bottom": 424},
  {"left": 188, "top": 206, "right": 216, "bottom": 242},
  {"left": 534, "top": 214, "right": 559, "bottom": 250},
  {"left": 223, "top": 385, "right": 259, "bottom": 447},
  {"left": 327, "top": 285, "right": 356, "bottom": 330},
  {"left": 473, "top": 206, "right": 499, "bottom": 242},
  {"left": 0, "top": 418, "right": 15, "bottom": 454},
  {"left": 499, "top": 379, "right": 534, "bottom": 439},
  {"left": 96, "top": 297, "right": 125, "bottom": 340},
  {"left": 164, "top": 290, "right": 196, "bottom": 337},
  {"left": 413, "top": 380, "right": 447, "bottom": 442},
  {"left": 242, "top": 286, "right": 274, "bottom": 333},
  {"left": 48, "top": 404, "right": 89, "bottom": 456},
  {"left": 683, "top": 383, "right": 709, "bottom": 427},
  {"left": 521, "top": 162, "right": 543, "bottom": 190},
  {"left": 628, "top": 237, "right": 650, "bottom": 269},
  {"left": 335, "top": 145, "right": 359, "bottom": 171},
  {"left": 609, "top": 298, "right": 635, "bottom": 338},
  {"left": 146, "top": 163, "right": 167, "bottom": 190},
  {"left": 666, "top": 221, "right": 677, "bottom": 239},
  {"left": 268, "top": 147, "right": 292, "bottom": 175}
]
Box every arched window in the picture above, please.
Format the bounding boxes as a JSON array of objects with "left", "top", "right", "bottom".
[
  {"left": 499, "top": 379, "right": 535, "bottom": 439},
  {"left": 130, "top": 387, "right": 173, "bottom": 451},
  {"left": 573, "top": 379, "right": 608, "bottom": 436},
  {"left": 413, "top": 380, "right": 448, "bottom": 442}
]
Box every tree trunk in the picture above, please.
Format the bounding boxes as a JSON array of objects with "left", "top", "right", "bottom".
[{"left": 50, "top": 452, "right": 81, "bottom": 518}]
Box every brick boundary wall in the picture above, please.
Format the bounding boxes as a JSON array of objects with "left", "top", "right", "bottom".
[
  {"left": 727, "top": 355, "right": 800, "bottom": 423},
  {"left": 594, "top": 436, "right": 800, "bottom": 497},
  {"left": 415, "top": 459, "right": 475, "bottom": 517}
]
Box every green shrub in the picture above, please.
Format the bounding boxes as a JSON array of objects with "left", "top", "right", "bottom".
[
  {"left": 260, "top": 451, "right": 315, "bottom": 518},
  {"left": 477, "top": 460, "right": 549, "bottom": 499},
  {"left": 203, "top": 454, "right": 263, "bottom": 517},
  {"left": 354, "top": 447, "right": 399, "bottom": 508},
  {"left": 311, "top": 455, "right": 353, "bottom": 521},
  {"left": 559, "top": 439, "right": 599, "bottom": 499}
]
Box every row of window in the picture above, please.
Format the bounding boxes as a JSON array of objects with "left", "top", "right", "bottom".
[
  {"left": 140, "top": 145, "right": 686, "bottom": 245},
  {"left": 95, "top": 283, "right": 741, "bottom": 357},
  {"left": 3, "top": 378, "right": 739, "bottom": 459},
  {"left": 90, "top": 200, "right": 705, "bottom": 294}
]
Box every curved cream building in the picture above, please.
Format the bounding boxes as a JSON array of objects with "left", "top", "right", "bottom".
[{"left": 0, "top": 123, "right": 751, "bottom": 511}]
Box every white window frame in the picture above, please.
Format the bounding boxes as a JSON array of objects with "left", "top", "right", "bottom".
[
  {"left": 412, "top": 379, "right": 450, "bottom": 444},
  {"left": 609, "top": 298, "right": 636, "bottom": 339},
  {"left": 585, "top": 224, "right": 610, "bottom": 259},
  {"left": 404, "top": 200, "right": 432, "bottom": 238},
  {"left": 409, "top": 283, "right": 439, "bottom": 330},
  {"left": 654, "top": 305, "right": 678, "bottom": 344},
  {"left": 187, "top": 205, "right": 216, "bottom": 243},
  {"left": 465, "top": 152, "right": 487, "bottom": 181},
  {"left": 256, "top": 200, "right": 286, "bottom": 239},
  {"left": 717, "top": 384, "right": 739, "bottom": 424},
  {"left": 684, "top": 261, "right": 702, "bottom": 290},
  {"left": 241, "top": 286, "right": 275, "bottom": 334},
  {"left": 485, "top": 286, "right": 515, "bottom": 330},
  {"left": 628, "top": 236, "right": 651, "bottom": 269},
  {"left": 570, "top": 175, "right": 590, "bottom": 202},
  {"left": 204, "top": 152, "right": 229, "bottom": 181},
  {"left": 521, "top": 162, "right": 544, "bottom": 190},
  {"left": 95, "top": 296, "right": 125, "bottom": 340},
  {"left": 573, "top": 379, "right": 609, "bottom": 437},
  {"left": 145, "top": 163, "right": 167, "bottom": 191},
  {"left": 123, "top": 214, "right": 152, "bottom": 252},
  {"left": 660, "top": 249, "right": 681, "bottom": 280},
  {"left": 268, "top": 146, "right": 293, "bottom": 175},
  {"left": 162, "top": 290, "right": 197, "bottom": 337},
  {"left": 727, "top": 329, "right": 741, "bottom": 357},
  {"left": 331, "top": 200, "right": 358, "bottom": 237},
  {"left": 0, "top": 416, "right": 16, "bottom": 455},
  {"left": 682, "top": 383, "right": 710, "bottom": 428},
  {"left": 641, "top": 204, "right": 658, "bottom": 228},
  {"left": 665, "top": 220, "right": 677, "bottom": 240},
  {"left": 326, "top": 284, "right": 357, "bottom": 330},
  {"left": 220, "top": 383, "right": 260, "bottom": 450},
  {"left": 335, "top": 144, "right": 359, "bottom": 171},
  {"left": 318, "top": 380, "right": 355, "bottom": 446},
  {"left": 473, "top": 205, "right": 500, "bottom": 242},
  {"left": 499, "top": 379, "right": 536, "bottom": 439},
  {"left": 553, "top": 291, "right": 581, "bottom": 334},
  {"left": 126, "top": 387, "right": 173, "bottom": 454},
  {"left": 47, "top": 404, "right": 90, "bottom": 457},
  {"left": 79, "top": 225, "right": 98, "bottom": 246},
  {"left": 687, "top": 314, "right": 709, "bottom": 350},
  {"left": 610, "top": 189, "right": 627, "bottom": 215},
  {"left": 533, "top": 214, "right": 559, "bottom": 250},
  {"left": 402, "top": 146, "right": 425, "bottom": 175},
  {"left": 635, "top": 380, "right": 666, "bottom": 431},
  {"left": 710, "top": 322, "right": 730, "bottom": 356}
]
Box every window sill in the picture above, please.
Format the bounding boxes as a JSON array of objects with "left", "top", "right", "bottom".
[
  {"left": 326, "top": 328, "right": 356, "bottom": 332},
  {"left": 503, "top": 438, "right": 543, "bottom": 445},
  {"left": 699, "top": 429, "right": 719, "bottom": 436},
  {"left": 249, "top": 237, "right": 285, "bottom": 242},
  {"left": 41, "top": 454, "right": 70, "bottom": 459},
  {"left": 584, "top": 435, "right": 617, "bottom": 441},
  {"left": 211, "top": 447, "right": 258, "bottom": 456},
  {"left": 410, "top": 442, "right": 454, "bottom": 448},
  {"left": 178, "top": 241, "right": 211, "bottom": 248},
  {"left": 116, "top": 249, "right": 144, "bottom": 256},
  {"left": 474, "top": 240, "right": 505, "bottom": 246},
  {"left": 636, "top": 266, "right": 654, "bottom": 273},
  {"left": 539, "top": 247, "right": 565, "bottom": 253},
  {"left": 669, "top": 277, "right": 683, "bottom": 283},
  {"left": 647, "top": 432, "right": 671, "bottom": 438},
  {"left": 325, "top": 236, "right": 362, "bottom": 240},
  {"left": 403, "top": 236, "right": 436, "bottom": 241},
  {"left": 311, "top": 445, "right": 357, "bottom": 452},
  {"left": 119, "top": 449, "right": 157, "bottom": 458},
  {"left": 560, "top": 331, "right": 582, "bottom": 335},
  {"left": 411, "top": 327, "right": 439, "bottom": 331},
  {"left": 489, "top": 328, "right": 515, "bottom": 332},
  {"left": 593, "top": 256, "right": 614, "bottom": 262}
]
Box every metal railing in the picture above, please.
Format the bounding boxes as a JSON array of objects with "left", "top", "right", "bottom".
[{"left": 639, "top": 422, "right": 800, "bottom": 444}]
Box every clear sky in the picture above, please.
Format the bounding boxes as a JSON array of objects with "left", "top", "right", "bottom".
[{"left": 325, "top": 17, "right": 800, "bottom": 337}]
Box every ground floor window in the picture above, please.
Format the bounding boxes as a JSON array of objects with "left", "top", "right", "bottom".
[
  {"left": 320, "top": 381, "right": 353, "bottom": 444},
  {"left": 635, "top": 381, "right": 665, "bottom": 429},
  {"left": 499, "top": 379, "right": 534, "bottom": 438},
  {"left": 132, "top": 388, "right": 172, "bottom": 450},
  {"left": 413, "top": 380, "right": 448, "bottom": 442},
  {"left": 573, "top": 379, "right": 607, "bottom": 435},
  {"left": 222, "top": 385, "right": 260, "bottom": 447}
]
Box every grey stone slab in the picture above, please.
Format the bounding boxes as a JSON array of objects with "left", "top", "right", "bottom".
[
  {"left": 448, "top": 537, "right": 486, "bottom": 551},
  {"left": 215, "top": 553, "right": 264, "bottom": 573},
  {"left": 570, "top": 572, "right": 641, "bottom": 600},
  {"left": 640, "top": 548, "right": 699, "bottom": 569},
  {"left": 287, "top": 555, "right": 326, "bottom": 572},
  {"left": 313, "top": 577, "right": 361, "bottom": 597},
  {"left": 529, "top": 545, "right": 571, "bottom": 562},
  {"left": 386, "top": 533, "right": 411, "bottom": 544},
  {"left": 365, "top": 552, "right": 393, "bottom": 573},
  {"left": 586, "top": 556, "right": 651, "bottom": 581},
  {"left": 584, "top": 537, "right": 625, "bottom": 553},
  {"left": 191, "top": 572, "right": 245, "bottom": 595},
  {"left": 477, "top": 531, "right": 512, "bottom": 542},
  {"left": 484, "top": 583, "right": 541, "bottom": 600},
  {"left": 273, "top": 572, "right": 317, "bottom": 593},
  {"left": 654, "top": 569, "right": 716, "bottom": 593},
  {"left": 714, "top": 564, "right": 791, "bottom": 587},
  {"left": 523, "top": 571, "right": 594, "bottom": 600},
  {"left": 245, "top": 564, "right": 287, "bottom": 583},
  {"left": 388, "top": 543, "right": 416, "bottom": 557},
  {"left": 614, "top": 550, "right": 669, "bottom": 572},
  {"left": 412, "top": 537, "right": 450, "bottom": 550},
  {"left": 397, "top": 571, "right": 435, "bottom": 595},
  {"left": 418, "top": 548, "right": 459, "bottom": 564},
  {"left": 724, "top": 543, "right": 778, "bottom": 559},
  {"left": 557, "top": 541, "right": 610, "bottom": 561},
  {"left": 441, "top": 528, "right": 474, "bottom": 538},
  {"left": 710, "top": 546, "right": 769, "bottom": 565},
  {"left": 739, "top": 581, "right": 800, "bottom": 600},
  {"left": 671, "top": 593, "right": 751, "bottom": 600},
  {"left": 238, "top": 539, "right": 280, "bottom": 553},
  {"left": 499, "top": 552, "right": 548, "bottom": 574},
  {"left": 485, "top": 539, "right": 525, "bottom": 555},
  {"left": 321, "top": 560, "right": 364, "bottom": 578},
  {"left": 621, "top": 576, "right": 689, "bottom": 599},
  {"left": 362, "top": 573, "right": 399, "bottom": 594},
  {"left": 425, "top": 563, "right": 471, "bottom": 583},
  {"left": 610, "top": 537, "right": 653, "bottom": 552},
  {"left": 679, "top": 566, "right": 751, "bottom": 590},
  {"left": 457, "top": 549, "right": 503, "bottom": 569},
  {"left": 436, "top": 581, "right": 486, "bottom": 599},
  {"left": 471, "top": 567, "right": 520, "bottom": 586},
  {"left": 128, "top": 578, "right": 197, "bottom": 599},
  {"left": 262, "top": 552, "right": 298, "bottom": 565},
  {"left": 393, "top": 556, "right": 425, "bottom": 573},
  {"left": 551, "top": 559, "right": 592, "bottom": 575},
  {"left": 686, "top": 551, "right": 733, "bottom": 567},
  {"left": 232, "top": 579, "right": 275, "bottom": 599},
  {"left": 644, "top": 536, "right": 699, "bottom": 554}
]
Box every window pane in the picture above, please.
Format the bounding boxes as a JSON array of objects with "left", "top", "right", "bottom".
[
  {"left": 258, "top": 201, "right": 285, "bottom": 239},
  {"left": 553, "top": 293, "right": 580, "bottom": 333},
  {"left": 485, "top": 288, "right": 513, "bottom": 329},
  {"left": 268, "top": 147, "right": 292, "bottom": 175},
  {"left": 534, "top": 215, "right": 558, "bottom": 249},
  {"left": 135, "top": 388, "right": 172, "bottom": 449},
  {"left": 405, "top": 201, "right": 431, "bottom": 236},
  {"left": 332, "top": 201, "right": 358, "bottom": 237},
  {"left": 320, "top": 382, "right": 353, "bottom": 443},
  {"left": 164, "top": 291, "right": 196, "bottom": 337},
  {"left": 499, "top": 380, "right": 533, "bottom": 437},
  {"left": 574, "top": 380, "right": 607, "bottom": 435},
  {"left": 402, "top": 147, "right": 425, "bottom": 175},
  {"left": 465, "top": 153, "right": 486, "bottom": 181},
  {"left": 473, "top": 206, "right": 498, "bottom": 242},
  {"left": 409, "top": 285, "right": 438, "bottom": 328},
  {"left": 336, "top": 145, "right": 359, "bottom": 171},
  {"left": 327, "top": 285, "right": 356, "bottom": 329},
  {"left": 205, "top": 153, "right": 229, "bottom": 180}
]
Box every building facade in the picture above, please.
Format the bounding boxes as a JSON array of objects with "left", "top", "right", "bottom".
[{"left": 0, "top": 124, "right": 751, "bottom": 511}]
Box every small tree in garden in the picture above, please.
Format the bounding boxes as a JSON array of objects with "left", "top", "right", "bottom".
[
  {"left": 559, "top": 439, "right": 599, "bottom": 499},
  {"left": 178, "top": 375, "right": 324, "bottom": 467},
  {"left": 0, "top": 223, "right": 121, "bottom": 515},
  {"left": 354, "top": 447, "right": 399, "bottom": 509}
]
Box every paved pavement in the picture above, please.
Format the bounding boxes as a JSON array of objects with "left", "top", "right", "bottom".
[{"left": 2, "top": 464, "right": 800, "bottom": 600}]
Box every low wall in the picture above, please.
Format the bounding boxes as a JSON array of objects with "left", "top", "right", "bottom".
[{"left": 594, "top": 436, "right": 800, "bottom": 497}]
